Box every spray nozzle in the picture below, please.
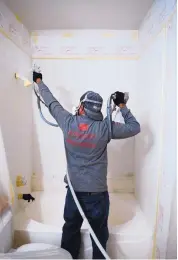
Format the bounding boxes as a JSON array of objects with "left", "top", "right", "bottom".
[
  {"left": 111, "top": 93, "right": 116, "bottom": 100},
  {"left": 33, "top": 63, "right": 41, "bottom": 73},
  {"left": 124, "top": 92, "right": 129, "bottom": 103}
]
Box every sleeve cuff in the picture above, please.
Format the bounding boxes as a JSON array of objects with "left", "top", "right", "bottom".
[{"left": 120, "top": 106, "right": 130, "bottom": 116}]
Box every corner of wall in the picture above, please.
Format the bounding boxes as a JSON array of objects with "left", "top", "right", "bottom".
[
  {"left": 135, "top": 0, "right": 177, "bottom": 258},
  {"left": 0, "top": 1, "right": 33, "bottom": 213},
  {"left": 0, "top": 1, "right": 31, "bottom": 56}
]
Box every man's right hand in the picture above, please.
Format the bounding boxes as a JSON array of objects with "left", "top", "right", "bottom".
[{"left": 33, "top": 71, "right": 42, "bottom": 83}]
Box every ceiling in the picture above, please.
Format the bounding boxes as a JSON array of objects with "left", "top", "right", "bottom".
[{"left": 3, "top": 0, "right": 154, "bottom": 30}]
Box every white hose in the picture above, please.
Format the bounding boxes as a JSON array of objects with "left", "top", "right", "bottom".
[{"left": 66, "top": 170, "right": 111, "bottom": 259}]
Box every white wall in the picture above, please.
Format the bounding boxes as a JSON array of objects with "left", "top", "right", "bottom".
[
  {"left": 166, "top": 182, "right": 177, "bottom": 259},
  {"left": 31, "top": 30, "right": 139, "bottom": 192},
  {"left": 135, "top": 0, "right": 176, "bottom": 258},
  {"left": 135, "top": 29, "right": 164, "bottom": 229},
  {"left": 0, "top": 1, "right": 32, "bottom": 211}
]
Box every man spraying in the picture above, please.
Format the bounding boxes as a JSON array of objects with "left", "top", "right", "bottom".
[{"left": 33, "top": 71, "right": 140, "bottom": 259}]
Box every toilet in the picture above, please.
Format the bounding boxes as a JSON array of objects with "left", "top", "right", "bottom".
[{"left": 0, "top": 208, "right": 72, "bottom": 258}]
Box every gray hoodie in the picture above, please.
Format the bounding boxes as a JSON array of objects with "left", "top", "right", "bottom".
[{"left": 37, "top": 82, "right": 140, "bottom": 192}]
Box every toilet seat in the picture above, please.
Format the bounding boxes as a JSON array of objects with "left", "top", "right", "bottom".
[{"left": 16, "top": 243, "right": 58, "bottom": 252}]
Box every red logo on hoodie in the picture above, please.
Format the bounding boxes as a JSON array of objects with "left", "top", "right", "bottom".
[{"left": 79, "top": 123, "right": 89, "bottom": 131}]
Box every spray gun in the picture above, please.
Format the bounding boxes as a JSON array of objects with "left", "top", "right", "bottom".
[
  {"left": 15, "top": 65, "right": 59, "bottom": 127},
  {"left": 112, "top": 92, "right": 129, "bottom": 107}
]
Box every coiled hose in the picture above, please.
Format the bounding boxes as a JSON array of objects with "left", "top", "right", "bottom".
[
  {"left": 33, "top": 86, "right": 59, "bottom": 127},
  {"left": 107, "top": 94, "right": 114, "bottom": 140}
]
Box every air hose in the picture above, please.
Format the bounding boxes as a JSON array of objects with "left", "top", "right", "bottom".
[
  {"left": 107, "top": 94, "right": 115, "bottom": 140},
  {"left": 33, "top": 86, "right": 59, "bottom": 127}
]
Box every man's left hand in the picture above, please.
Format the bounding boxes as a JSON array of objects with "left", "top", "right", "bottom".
[{"left": 112, "top": 91, "right": 125, "bottom": 107}]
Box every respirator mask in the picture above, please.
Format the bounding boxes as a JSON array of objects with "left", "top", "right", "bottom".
[{"left": 72, "top": 91, "right": 103, "bottom": 121}]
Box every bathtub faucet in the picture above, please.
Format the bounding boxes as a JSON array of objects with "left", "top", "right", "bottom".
[{"left": 18, "top": 193, "right": 35, "bottom": 202}]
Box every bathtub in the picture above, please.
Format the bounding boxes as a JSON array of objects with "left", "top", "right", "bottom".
[{"left": 14, "top": 191, "right": 152, "bottom": 259}]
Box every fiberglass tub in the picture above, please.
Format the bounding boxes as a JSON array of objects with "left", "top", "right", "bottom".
[{"left": 14, "top": 191, "right": 152, "bottom": 259}]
